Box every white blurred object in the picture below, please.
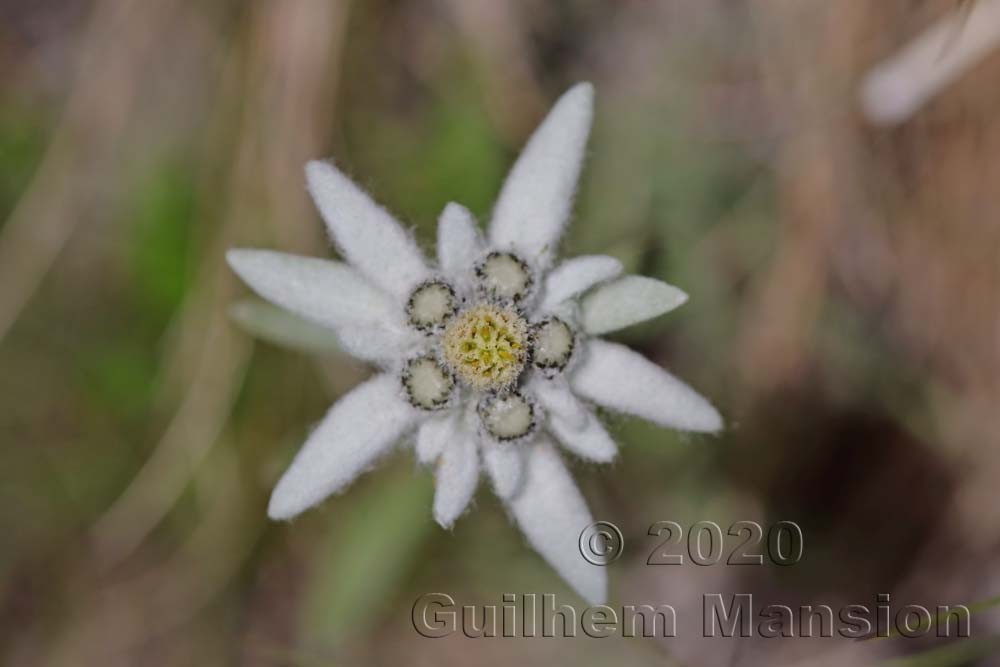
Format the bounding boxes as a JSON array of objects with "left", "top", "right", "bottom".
[{"left": 860, "top": 0, "right": 1000, "bottom": 125}]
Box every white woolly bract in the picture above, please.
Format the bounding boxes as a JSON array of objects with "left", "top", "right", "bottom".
[
  {"left": 268, "top": 374, "right": 419, "bottom": 520},
  {"left": 488, "top": 83, "right": 594, "bottom": 269},
  {"left": 581, "top": 275, "right": 688, "bottom": 335},
  {"left": 482, "top": 441, "right": 524, "bottom": 499},
  {"left": 226, "top": 249, "right": 413, "bottom": 363},
  {"left": 415, "top": 412, "right": 456, "bottom": 465},
  {"left": 306, "top": 160, "right": 430, "bottom": 298},
  {"left": 437, "top": 202, "right": 483, "bottom": 283},
  {"left": 335, "top": 324, "right": 419, "bottom": 366},
  {"left": 506, "top": 439, "right": 607, "bottom": 605},
  {"left": 433, "top": 432, "right": 479, "bottom": 528},
  {"left": 530, "top": 376, "right": 589, "bottom": 431},
  {"left": 547, "top": 410, "right": 618, "bottom": 463},
  {"left": 540, "top": 255, "right": 623, "bottom": 311},
  {"left": 571, "top": 339, "right": 722, "bottom": 433},
  {"left": 227, "top": 249, "right": 397, "bottom": 327},
  {"left": 228, "top": 299, "right": 341, "bottom": 355}
]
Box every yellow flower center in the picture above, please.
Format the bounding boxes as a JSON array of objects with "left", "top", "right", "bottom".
[{"left": 442, "top": 304, "right": 528, "bottom": 391}]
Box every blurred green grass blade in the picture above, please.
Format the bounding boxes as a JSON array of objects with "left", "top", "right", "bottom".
[
  {"left": 0, "top": 107, "right": 47, "bottom": 221},
  {"left": 966, "top": 594, "right": 1000, "bottom": 617},
  {"left": 126, "top": 163, "right": 197, "bottom": 323},
  {"left": 228, "top": 299, "right": 343, "bottom": 355},
  {"left": 81, "top": 340, "right": 158, "bottom": 419},
  {"left": 298, "top": 463, "right": 435, "bottom": 649}
]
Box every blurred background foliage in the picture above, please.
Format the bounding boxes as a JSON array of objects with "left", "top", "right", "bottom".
[{"left": 2, "top": 1, "right": 1000, "bottom": 665}]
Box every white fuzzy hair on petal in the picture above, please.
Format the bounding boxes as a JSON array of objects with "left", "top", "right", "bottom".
[
  {"left": 268, "top": 374, "right": 419, "bottom": 520},
  {"left": 482, "top": 441, "right": 523, "bottom": 499},
  {"left": 437, "top": 202, "right": 484, "bottom": 283},
  {"left": 506, "top": 439, "right": 607, "bottom": 605},
  {"left": 415, "top": 412, "right": 457, "bottom": 465},
  {"left": 433, "top": 434, "right": 479, "bottom": 528},
  {"left": 226, "top": 249, "right": 397, "bottom": 327},
  {"left": 530, "top": 376, "right": 589, "bottom": 431},
  {"left": 547, "top": 411, "right": 617, "bottom": 463},
  {"left": 306, "top": 160, "right": 430, "bottom": 299},
  {"left": 226, "top": 249, "right": 414, "bottom": 363},
  {"left": 580, "top": 275, "right": 688, "bottom": 335},
  {"left": 571, "top": 339, "right": 722, "bottom": 433},
  {"left": 335, "top": 324, "right": 420, "bottom": 366},
  {"left": 540, "top": 255, "right": 622, "bottom": 311},
  {"left": 488, "top": 83, "right": 594, "bottom": 269}
]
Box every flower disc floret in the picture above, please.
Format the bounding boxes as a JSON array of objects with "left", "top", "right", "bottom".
[
  {"left": 403, "top": 356, "right": 454, "bottom": 410},
  {"left": 532, "top": 316, "right": 574, "bottom": 372},
  {"left": 476, "top": 252, "right": 532, "bottom": 302},
  {"left": 407, "top": 280, "right": 457, "bottom": 332},
  {"left": 442, "top": 304, "right": 529, "bottom": 391}
]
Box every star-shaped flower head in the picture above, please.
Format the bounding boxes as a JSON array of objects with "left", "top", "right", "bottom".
[{"left": 227, "top": 83, "right": 722, "bottom": 605}]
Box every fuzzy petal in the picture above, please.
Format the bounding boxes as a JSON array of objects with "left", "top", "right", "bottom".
[
  {"left": 334, "top": 324, "right": 417, "bottom": 365},
  {"left": 506, "top": 439, "right": 607, "bottom": 605},
  {"left": 531, "top": 376, "right": 588, "bottom": 431},
  {"left": 227, "top": 249, "right": 412, "bottom": 362},
  {"left": 228, "top": 299, "right": 342, "bottom": 354},
  {"left": 540, "top": 255, "right": 622, "bottom": 311},
  {"left": 580, "top": 276, "right": 688, "bottom": 335},
  {"left": 227, "top": 249, "right": 396, "bottom": 327},
  {"left": 482, "top": 442, "right": 524, "bottom": 499},
  {"left": 488, "top": 83, "right": 594, "bottom": 269},
  {"left": 548, "top": 411, "right": 617, "bottom": 463},
  {"left": 306, "top": 160, "right": 430, "bottom": 298},
  {"left": 268, "top": 374, "right": 419, "bottom": 520},
  {"left": 571, "top": 339, "right": 722, "bottom": 433},
  {"left": 437, "top": 202, "right": 483, "bottom": 281},
  {"left": 415, "top": 412, "right": 457, "bottom": 465},
  {"left": 433, "top": 435, "right": 479, "bottom": 528}
]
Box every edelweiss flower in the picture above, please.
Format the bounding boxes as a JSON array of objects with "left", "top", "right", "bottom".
[{"left": 227, "top": 83, "right": 721, "bottom": 605}]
